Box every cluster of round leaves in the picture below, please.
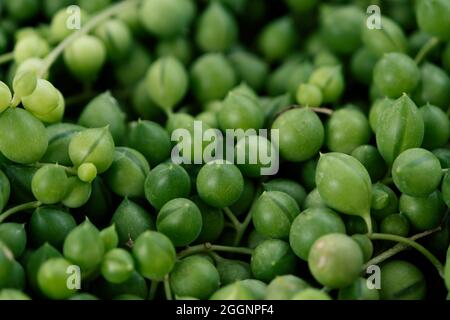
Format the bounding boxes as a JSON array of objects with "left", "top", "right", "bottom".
[{"left": 0, "top": 0, "right": 449, "bottom": 302}]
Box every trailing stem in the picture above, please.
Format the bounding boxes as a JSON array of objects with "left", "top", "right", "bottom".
[
  {"left": 0, "top": 201, "right": 42, "bottom": 224},
  {"left": 177, "top": 243, "right": 253, "bottom": 259},
  {"left": 364, "top": 228, "right": 444, "bottom": 278},
  {"left": 39, "top": 0, "right": 139, "bottom": 77}
]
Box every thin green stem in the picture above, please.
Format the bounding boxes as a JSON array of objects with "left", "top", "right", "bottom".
[
  {"left": 210, "top": 245, "right": 253, "bottom": 255},
  {"left": 0, "top": 52, "right": 13, "bottom": 65},
  {"left": 177, "top": 243, "right": 253, "bottom": 259},
  {"left": 233, "top": 184, "right": 263, "bottom": 246},
  {"left": 223, "top": 207, "right": 241, "bottom": 231},
  {"left": 363, "top": 213, "right": 373, "bottom": 236},
  {"left": 0, "top": 201, "right": 42, "bottom": 224},
  {"left": 148, "top": 281, "right": 159, "bottom": 300},
  {"left": 443, "top": 168, "right": 448, "bottom": 174},
  {"left": 39, "top": 0, "right": 139, "bottom": 77},
  {"left": 163, "top": 275, "right": 173, "bottom": 301},
  {"left": 362, "top": 227, "right": 441, "bottom": 272},
  {"left": 414, "top": 36, "right": 440, "bottom": 65},
  {"left": 368, "top": 231, "right": 444, "bottom": 278},
  {"left": 310, "top": 107, "right": 334, "bottom": 116},
  {"left": 164, "top": 109, "right": 174, "bottom": 118},
  {"left": 209, "top": 252, "right": 224, "bottom": 264},
  {"left": 233, "top": 210, "right": 253, "bottom": 246}
]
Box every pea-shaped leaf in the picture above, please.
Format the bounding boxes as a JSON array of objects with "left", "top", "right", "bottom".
[
  {"left": 228, "top": 51, "right": 269, "bottom": 92},
  {"left": 209, "top": 282, "right": 255, "bottom": 300},
  {"left": 308, "top": 234, "right": 363, "bottom": 289},
  {"left": 26, "top": 243, "right": 61, "bottom": 295},
  {"left": 0, "top": 81, "right": 12, "bottom": 113},
  {"left": 145, "top": 56, "right": 188, "bottom": 112},
  {"left": 50, "top": 8, "right": 89, "bottom": 42},
  {"left": 21, "top": 79, "right": 59, "bottom": 116},
  {"left": 0, "top": 223, "right": 26, "bottom": 258},
  {"left": 31, "top": 164, "right": 69, "bottom": 204},
  {"left": 0, "top": 170, "right": 10, "bottom": 213},
  {"left": 416, "top": 0, "right": 450, "bottom": 41},
  {"left": 111, "top": 198, "right": 155, "bottom": 246},
  {"left": 81, "top": 177, "right": 114, "bottom": 225},
  {"left": 62, "top": 177, "right": 92, "bottom": 209},
  {"left": 376, "top": 94, "right": 424, "bottom": 165},
  {"left": 373, "top": 53, "right": 420, "bottom": 99},
  {"left": 101, "top": 248, "right": 134, "bottom": 284},
  {"left": 29, "top": 207, "right": 77, "bottom": 249},
  {"left": 413, "top": 63, "right": 450, "bottom": 110},
  {"left": 0, "top": 242, "right": 14, "bottom": 288},
  {"left": 265, "top": 275, "right": 310, "bottom": 300},
  {"left": 100, "top": 224, "right": 119, "bottom": 252},
  {"left": 216, "top": 259, "right": 251, "bottom": 286},
  {"left": 170, "top": 256, "right": 220, "bottom": 299},
  {"left": 37, "top": 258, "right": 76, "bottom": 299},
  {"left": 309, "top": 65, "right": 345, "bottom": 103},
  {"left": 289, "top": 207, "right": 346, "bottom": 260},
  {"left": 13, "top": 70, "right": 37, "bottom": 98},
  {"left": 32, "top": 89, "right": 65, "bottom": 124},
  {"left": 0, "top": 108, "right": 48, "bottom": 164},
  {"left": 2, "top": 264, "right": 24, "bottom": 290},
  {"left": 69, "top": 127, "right": 115, "bottom": 173},
  {"left": 156, "top": 198, "right": 203, "bottom": 247},
  {"left": 78, "top": 92, "right": 127, "bottom": 145},
  {"left": 271, "top": 107, "right": 324, "bottom": 162},
  {"left": 320, "top": 5, "right": 365, "bottom": 55},
  {"left": 316, "top": 152, "right": 372, "bottom": 233},
  {"left": 262, "top": 179, "right": 306, "bottom": 209},
  {"left": 144, "top": 162, "right": 191, "bottom": 210},
  {"left": 192, "top": 196, "right": 224, "bottom": 243},
  {"left": 63, "top": 218, "right": 105, "bottom": 271},
  {"left": 419, "top": 103, "right": 450, "bottom": 149},
  {"left": 351, "top": 145, "right": 387, "bottom": 182},
  {"left": 132, "top": 231, "right": 176, "bottom": 281},
  {"left": 362, "top": 15, "right": 407, "bottom": 57},
  {"left": 104, "top": 147, "right": 150, "bottom": 198},
  {"left": 196, "top": 2, "right": 237, "bottom": 52},
  {"left": 442, "top": 173, "right": 450, "bottom": 208},
  {"left": 127, "top": 120, "right": 172, "bottom": 168},
  {"left": 190, "top": 53, "right": 237, "bottom": 103},
  {"left": 251, "top": 191, "right": 300, "bottom": 240},
  {"left": 95, "top": 19, "right": 133, "bottom": 62},
  {"left": 41, "top": 123, "right": 85, "bottom": 166},
  {"left": 399, "top": 190, "right": 445, "bottom": 231},
  {"left": 218, "top": 85, "right": 264, "bottom": 131},
  {"left": 258, "top": 16, "right": 296, "bottom": 62},
  {"left": 238, "top": 279, "right": 267, "bottom": 300},
  {"left": 392, "top": 148, "right": 442, "bottom": 197},
  {"left": 325, "top": 107, "right": 371, "bottom": 154},
  {"left": 250, "top": 239, "right": 297, "bottom": 282},
  {"left": 368, "top": 98, "right": 394, "bottom": 133},
  {"left": 139, "top": 0, "right": 195, "bottom": 39},
  {"left": 63, "top": 35, "right": 106, "bottom": 83},
  {"left": 196, "top": 161, "right": 244, "bottom": 208},
  {"left": 379, "top": 260, "right": 426, "bottom": 300},
  {"left": 371, "top": 183, "right": 398, "bottom": 221},
  {"left": 0, "top": 164, "right": 37, "bottom": 204}
]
